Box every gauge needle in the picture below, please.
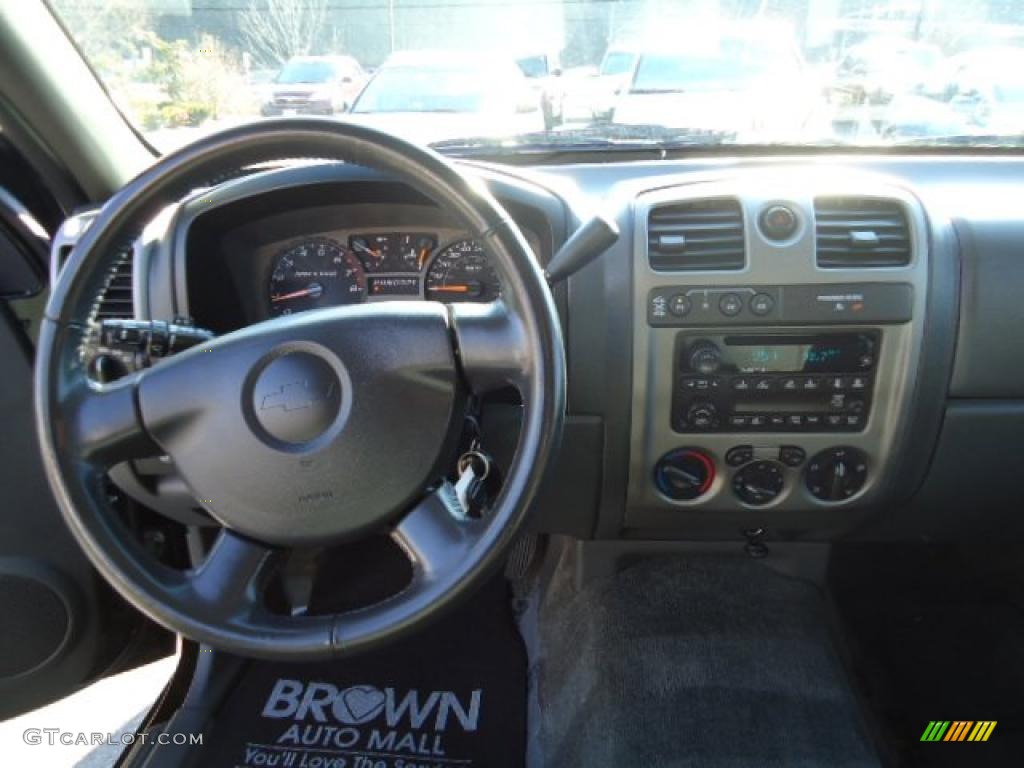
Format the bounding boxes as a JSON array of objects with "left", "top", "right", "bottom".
[
  {"left": 431, "top": 284, "right": 471, "bottom": 293},
  {"left": 354, "top": 242, "right": 381, "bottom": 260},
  {"left": 418, "top": 248, "right": 430, "bottom": 269},
  {"left": 271, "top": 283, "right": 324, "bottom": 302}
]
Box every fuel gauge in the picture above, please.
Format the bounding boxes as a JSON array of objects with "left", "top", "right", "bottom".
[{"left": 400, "top": 233, "right": 437, "bottom": 272}]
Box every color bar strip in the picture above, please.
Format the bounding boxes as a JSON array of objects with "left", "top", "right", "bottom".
[{"left": 921, "top": 721, "right": 950, "bottom": 742}]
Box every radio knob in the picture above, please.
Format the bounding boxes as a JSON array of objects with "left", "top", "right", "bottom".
[
  {"left": 686, "top": 401, "right": 719, "bottom": 429},
  {"left": 688, "top": 341, "right": 722, "bottom": 374}
]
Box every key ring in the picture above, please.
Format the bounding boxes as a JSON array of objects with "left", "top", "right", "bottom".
[{"left": 458, "top": 450, "right": 491, "bottom": 482}]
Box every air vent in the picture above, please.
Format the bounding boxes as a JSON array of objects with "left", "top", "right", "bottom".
[
  {"left": 92, "top": 248, "right": 135, "bottom": 321},
  {"left": 648, "top": 198, "right": 745, "bottom": 271},
  {"left": 815, "top": 197, "right": 911, "bottom": 268}
]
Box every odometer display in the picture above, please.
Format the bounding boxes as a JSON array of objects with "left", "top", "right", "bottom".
[
  {"left": 425, "top": 240, "right": 500, "bottom": 303},
  {"left": 268, "top": 238, "right": 365, "bottom": 316}
]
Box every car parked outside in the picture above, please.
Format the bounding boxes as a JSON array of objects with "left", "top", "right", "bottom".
[
  {"left": 515, "top": 51, "right": 565, "bottom": 129},
  {"left": 945, "top": 47, "right": 1024, "bottom": 135},
  {"left": 346, "top": 50, "right": 544, "bottom": 145},
  {"left": 260, "top": 55, "right": 366, "bottom": 116},
  {"left": 561, "top": 44, "right": 639, "bottom": 123},
  {"left": 610, "top": 27, "right": 820, "bottom": 140},
  {"left": 830, "top": 37, "right": 947, "bottom": 106}
]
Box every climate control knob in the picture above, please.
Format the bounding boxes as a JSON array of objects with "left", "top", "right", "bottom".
[
  {"left": 805, "top": 447, "right": 868, "bottom": 501},
  {"left": 654, "top": 449, "right": 715, "bottom": 501},
  {"left": 688, "top": 341, "right": 722, "bottom": 374},
  {"left": 732, "top": 460, "right": 785, "bottom": 506},
  {"left": 686, "top": 401, "right": 719, "bottom": 429}
]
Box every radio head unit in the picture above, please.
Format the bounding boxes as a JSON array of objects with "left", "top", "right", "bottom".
[{"left": 672, "top": 332, "right": 878, "bottom": 433}]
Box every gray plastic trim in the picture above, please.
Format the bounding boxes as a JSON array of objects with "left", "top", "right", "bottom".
[{"left": 626, "top": 170, "right": 931, "bottom": 525}]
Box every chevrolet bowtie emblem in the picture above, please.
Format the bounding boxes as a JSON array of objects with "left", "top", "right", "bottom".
[{"left": 260, "top": 380, "right": 335, "bottom": 412}]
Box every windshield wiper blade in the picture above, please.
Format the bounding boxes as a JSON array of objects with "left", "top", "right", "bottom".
[
  {"left": 430, "top": 124, "right": 736, "bottom": 155},
  {"left": 899, "top": 133, "right": 1024, "bottom": 147}
]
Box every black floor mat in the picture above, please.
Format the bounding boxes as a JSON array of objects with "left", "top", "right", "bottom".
[
  {"left": 829, "top": 543, "right": 1024, "bottom": 768},
  {"left": 534, "top": 555, "right": 879, "bottom": 767},
  {"left": 199, "top": 577, "right": 526, "bottom": 768}
]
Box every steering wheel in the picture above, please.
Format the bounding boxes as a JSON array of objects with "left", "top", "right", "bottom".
[{"left": 34, "top": 119, "right": 565, "bottom": 660}]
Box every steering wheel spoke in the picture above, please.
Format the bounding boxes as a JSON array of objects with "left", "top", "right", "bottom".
[
  {"left": 189, "top": 529, "right": 278, "bottom": 618},
  {"left": 68, "top": 375, "right": 158, "bottom": 468},
  {"left": 392, "top": 484, "right": 484, "bottom": 583},
  {"left": 450, "top": 300, "right": 531, "bottom": 394}
]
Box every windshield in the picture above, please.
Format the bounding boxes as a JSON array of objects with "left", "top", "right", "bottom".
[{"left": 48, "top": 0, "right": 1024, "bottom": 154}]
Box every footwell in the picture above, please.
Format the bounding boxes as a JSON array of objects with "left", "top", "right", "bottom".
[{"left": 529, "top": 554, "right": 880, "bottom": 768}]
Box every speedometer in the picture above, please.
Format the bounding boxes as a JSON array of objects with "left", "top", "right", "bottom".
[
  {"left": 425, "top": 240, "right": 500, "bottom": 303},
  {"left": 268, "top": 238, "right": 365, "bottom": 317}
]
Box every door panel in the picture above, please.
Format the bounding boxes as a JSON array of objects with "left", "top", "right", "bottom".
[{"left": 0, "top": 178, "right": 168, "bottom": 719}]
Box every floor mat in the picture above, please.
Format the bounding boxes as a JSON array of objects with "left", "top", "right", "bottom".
[
  {"left": 829, "top": 543, "right": 1024, "bottom": 768},
  {"left": 532, "top": 554, "right": 879, "bottom": 768},
  {"left": 199, "top": 577, "right": 527, "bottom": 768}
]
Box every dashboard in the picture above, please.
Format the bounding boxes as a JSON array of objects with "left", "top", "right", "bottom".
[{"left": 70, "top": 152, "right": 1024, "bottom": 545}]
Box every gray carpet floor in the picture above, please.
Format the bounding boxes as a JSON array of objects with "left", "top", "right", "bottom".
[{"left": 530, "top": 555, "right": 880, "bottom": 767}]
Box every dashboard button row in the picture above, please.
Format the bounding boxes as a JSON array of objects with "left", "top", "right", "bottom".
[
  {"left": 651, "top": 287, "right": 779, "bottom": 323},
  {"left": 723, "top": 413, "right": 865, "bottom": 430},
  {"left": 729, "top": 375, "right": 869, "bottom": 393},
  {"left": 725, "top": 445, "right": 806, "bottom": 468}
]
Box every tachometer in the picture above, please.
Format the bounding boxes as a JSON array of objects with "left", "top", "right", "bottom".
[
  {"left": 268, "top": 238, "right": 365, "bottom": 316},
  {"left": 425, "top": 239, "right": 500, "bottom": 303}
]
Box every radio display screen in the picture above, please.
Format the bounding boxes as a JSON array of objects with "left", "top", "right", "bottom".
[{"left": 724, "top": 335, "right": 868, "bottom": 373}]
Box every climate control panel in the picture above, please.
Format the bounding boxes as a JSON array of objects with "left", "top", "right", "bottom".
[{"left": 653, "top": 444, "right": 870, "bottom": 507}]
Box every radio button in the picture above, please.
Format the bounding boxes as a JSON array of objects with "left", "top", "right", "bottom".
[
  {"left": 805, "top": 414, "right": 823, "bottom": 428},
  {"left": 770, "top": 414, "right": 787, "bottom": 427},
  {"left": 755, "top": 378, "right": 774, "bottom": 391},
  {"left": 826, "top": 414, "right": 844, "bottom": 428},
  {"left": 749, "top": 415, "right": 767, "bottom": 428},
  {"left": 781, "top": 377, "right": 799, "bottom": 391},
  {"left": 750, "top": 293, "right": 775, "bottom": 316},
  {"left": 788, "top": 414, "right": 804, "bottom": 427},
  {"left": 779, "top": 446, "right": 807, "bottom": 467},
  {"left": 829, "top": 376, "right": 848, "bottom": 391},
  {"left": 719, "top": 293, "right": 743, "bottom": 317},
  {"left": 732, "top": 377, "right": 751, "bottom": 391},
  {"left": 846, "top": 415, "right": 864, "bottom": 428},
  {"left": 728, "top": 415, "right": 749, "bottom": 428},
  {"left": 726, "top": 445, "right": 754, "bottom": 466},
  {"left": 850, "top": 376, "right": 868, "bottom": 390},
  {"left": 803, "top": 377, "right": 823, "bottom": 391},
  {"left": 669, "top": 294, "right": 692, "bottom": 317}
]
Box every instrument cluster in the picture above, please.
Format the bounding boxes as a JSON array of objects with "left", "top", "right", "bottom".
[{"left": 267, "top": 230, "right": 503, "bottom": 317}]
